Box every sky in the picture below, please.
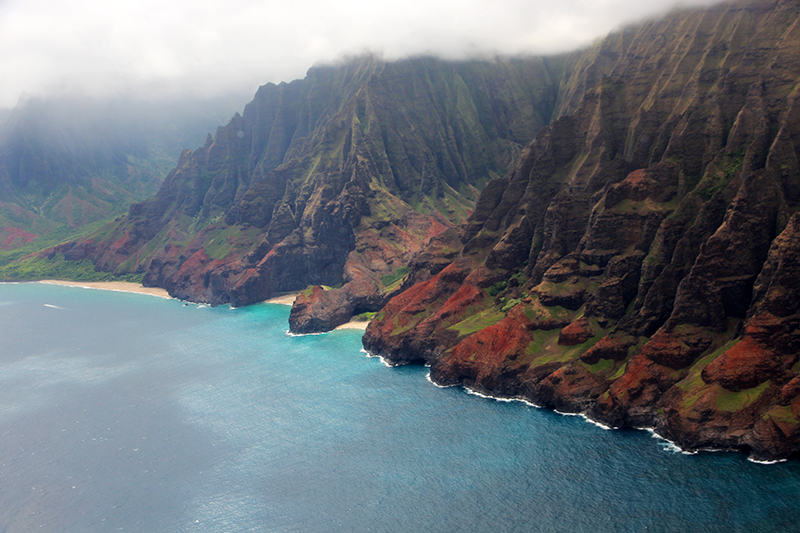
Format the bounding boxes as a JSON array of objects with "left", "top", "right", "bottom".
[{"left": 0, "top": 0, "right": 726, "bottom": 108}]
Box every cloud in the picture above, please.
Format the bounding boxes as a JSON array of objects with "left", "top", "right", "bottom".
[{"left": 0, "top": 0, "right": 725, "bottom": 107}]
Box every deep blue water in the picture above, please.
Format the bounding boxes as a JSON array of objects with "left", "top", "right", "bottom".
[{"left": 1, "top": 282, "right": 799, "bottom": 532}]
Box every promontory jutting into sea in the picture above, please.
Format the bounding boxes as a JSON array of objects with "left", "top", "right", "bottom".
[{"left": 1, "top": 0, "right": 800, "bottom": 530}]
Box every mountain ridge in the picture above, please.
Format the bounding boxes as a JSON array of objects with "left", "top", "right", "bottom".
[
  {"left": 24, "top": 0, "right": 800, "bottom": 460},
  {"left": 363, "top": 0, "right": 800, "bottom": 461},
  {"left": 51, "top": 55, "right": 565, "bottom": 319}
]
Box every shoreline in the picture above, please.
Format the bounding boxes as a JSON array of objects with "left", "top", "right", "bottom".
[
  {"left": 421, "top": 360, "right": 785, "bottom": 464},
  {"left": 335, "top": 320, "right": 369, "bottom": 331},
  {"left": 36, "top": 281, "right": 371, "bottom": 330},
  {"left": 262, "top": 292, "right": 370, "bottom": 330},
  {"left": 263, "top": 292, "right": 299, "bottom": 305},
  {"left": 38, "top": 279, "right": 171, "bottom": 299}
]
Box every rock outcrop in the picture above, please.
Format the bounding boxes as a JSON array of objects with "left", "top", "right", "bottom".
[
  {"left": 39, "top": 0, "right": 800, "bottom": 460},
  {"left": 364, "top": 0, "right": 800, "bottom": 461},
  {"left": 54, "top": 55, "right": 563, "bottom": 329}
]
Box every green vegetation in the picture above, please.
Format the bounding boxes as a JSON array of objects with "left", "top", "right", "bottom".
[
  {"left": 674, "top": 340, "right": 740, "bottom": 411},
  {"left": 300, "top": 285, "right": 315, "bottom": 298},
  {"left": 501, "top": 298, "right": 521, "bottom": 313},
  {"left": 561, "top": 320, "right": 606, "bottom": 361},
  {"left": 354, "top": 311, "right": 377, "bottom": 321},
  {"left": 522, "top": 302, "right": 572, "bottom": 323},
  {"left": 449, "top": 307, "right": 505, "bottom": 336},
  {"left": 203, "top": 224, "right": 262, "bottom": 260},
  {"left": 676, "top": 341, "right": 736, "bottom": 391},
  {"left": 584, "top": 358, "right": 615, "bottom": 374},
  {"left": 487, "top": 280, "right": 508, "bottom": 297},
  {"left": 0, "top": 212, "right": 119, "bottom": 266},
  {"left": 0, "top": 212, "right": 142, "bottom": 283},
  {"left": 381, "top": 266, "right": 410, "bottom": 287},
  {"left": 0, "top": 253, "right": 143, "bottom": 283},
  {"left": 693, "top": 150, "right": 744, "bottom": 201},
  {"left": 610, "top": 362, "right": 628, "bottom": 380},
  {"left": 525, "top": 329, "right": 559, "bottom": 356},
  {"left": 715, "top": 381, "right": 771, "bottom": 412},
  {"left": 763, "top": 405, "right": 800, "bottom": 428}
]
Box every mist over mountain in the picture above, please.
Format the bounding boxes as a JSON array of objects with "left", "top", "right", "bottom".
[
  {"left": 363, "top": 0, "right": 800, "bottom": 461},
  {"left": 0, "top": 0, "right": 724, "bottom": 109},
  {"left": 44, "top": 54, "right": 563, "bottom": 305},
  {"left": 0, "top": 92, "right": 247, "bottom": 249},
  {"left": 0, "top": 108, "right": 11, "bottom": 130},
  {"left": 6, "top": 0, "right": 800, "bottom": 462}
]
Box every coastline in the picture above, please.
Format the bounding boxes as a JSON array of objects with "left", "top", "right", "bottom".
[
  {"left": 263, "top": 293, "right": 299, "bottom": 305},
  {"left": 263, "top": 292, "right": 370, "bottom": 330},
  {"left": 39, "top": 279, "right": 171, "bottom": 299},
  {"left": 36, "top": 283, "right": 371, "bottom": 330},
  {"left": 335, "top": 320, "right": 369, "bottom": 331}
]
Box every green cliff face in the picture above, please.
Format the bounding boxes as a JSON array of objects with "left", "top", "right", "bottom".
[
  {"left": 62, "top": 55, "right": 564, "bottom": 309},
  {"left": 32, "top": 0, "right": 800, "bottom": 460},
  {"left": 364, "top": 0, "right": 800, "bottom": 461}
]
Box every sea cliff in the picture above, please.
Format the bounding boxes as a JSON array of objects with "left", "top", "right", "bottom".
[
  {"left": 364, "top": 0, "right": 800, "bottom": 461},
  {"left": 42, "top": 0, "right": 800, "bottom": 460}
]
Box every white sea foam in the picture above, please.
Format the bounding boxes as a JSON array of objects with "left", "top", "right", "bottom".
[
  {"left": 43, "top": 304, "right": 66, "bottom": 310},
  {"left": 748, "top": 457, "right": 787, "bottom": 465},
  {"left": 642, "top": 428, "right": 789, "bottom": 461},
  {"left": 549, "top": 408, "right": 615, "bottom": 429},
  {"left": 354, "top": 336, "right": 786, "bottom": 465},
  {"left": 643, "top": 428, "right": 698, "bottom": 455},
  {"left": 285, "top": 329, "right": 328, "bottom": 337},
  {"left": 659, "top": 441, "right": 688, "bottom": 454},
  {"left": 361, "top": 348, "right": 395, "bottom": 367},
  {"left": 425, "top": 372, "right": 454, "bottom": 388},
  {"left": 460, "top": 384, "right": 542, "bottom": 408},
  {"left": 581, "top": 415, "right": 616, "bottom": 431},
  {"left": 419, "top": 371, "right": 629, "bottom": 430}
]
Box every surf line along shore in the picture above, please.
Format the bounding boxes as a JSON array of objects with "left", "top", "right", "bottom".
[{"left": 38, "top": 281, "right": 370, "bottom": 331}]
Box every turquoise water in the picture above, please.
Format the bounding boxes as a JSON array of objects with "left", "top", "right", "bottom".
[{"left": 1, "top": 282, "right": 799, "bottom": 532}]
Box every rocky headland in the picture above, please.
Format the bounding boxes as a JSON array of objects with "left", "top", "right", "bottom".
[
  {"left": 43, "top": 0, "right": 800, "bottom": 460},
  {"left": 363, "top": 0, "right": 800, "bottom": 461}
]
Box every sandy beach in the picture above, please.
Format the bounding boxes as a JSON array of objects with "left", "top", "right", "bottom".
[
  {"left": 335, "top": 320, "right": 369, "bottom": 330},
  {"left": 39, "top": 280, "right": 171, "bottom": 299},
  {"left": 262, "top": 292, "right": 369, "bottom": 329},
  {"left": 38, "top": 281, "right": 371, "bottom": 329},
  {"left": 263, "top": 293, "right": 299, "bottom": 305}
]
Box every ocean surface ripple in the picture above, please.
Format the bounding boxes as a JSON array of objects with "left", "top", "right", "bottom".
[{"left": 1, "top": 282, "right": 798, "bottom": 532}]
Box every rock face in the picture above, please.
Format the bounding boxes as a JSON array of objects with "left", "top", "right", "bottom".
[
  {"left": 364, "top": 0, "right": 800, "bottom": 461},
  {"left": 57, "top": 55, "right": 563, "bottom": 330},
  {"left": 42, "top": 0, "right": 800, "bottom": 459}
]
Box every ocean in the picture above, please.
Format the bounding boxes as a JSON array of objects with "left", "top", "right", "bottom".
[{"left": 1, "top": 282, "right": 798, "bottom": 532}]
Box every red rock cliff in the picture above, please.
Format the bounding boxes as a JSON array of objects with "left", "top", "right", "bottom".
[{"left": 364, "top": 0, "right": 800, "bottom": 462}]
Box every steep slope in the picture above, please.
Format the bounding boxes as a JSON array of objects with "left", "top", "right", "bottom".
[
  {"left": 56, "top": 55, "right": 563, "bottom": 325},
  {"left": 0, "top": 95, "right": 242, "bottom": 252},
  {"left": 364, "top": 0, "right": 800, "bottom": 461}
]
